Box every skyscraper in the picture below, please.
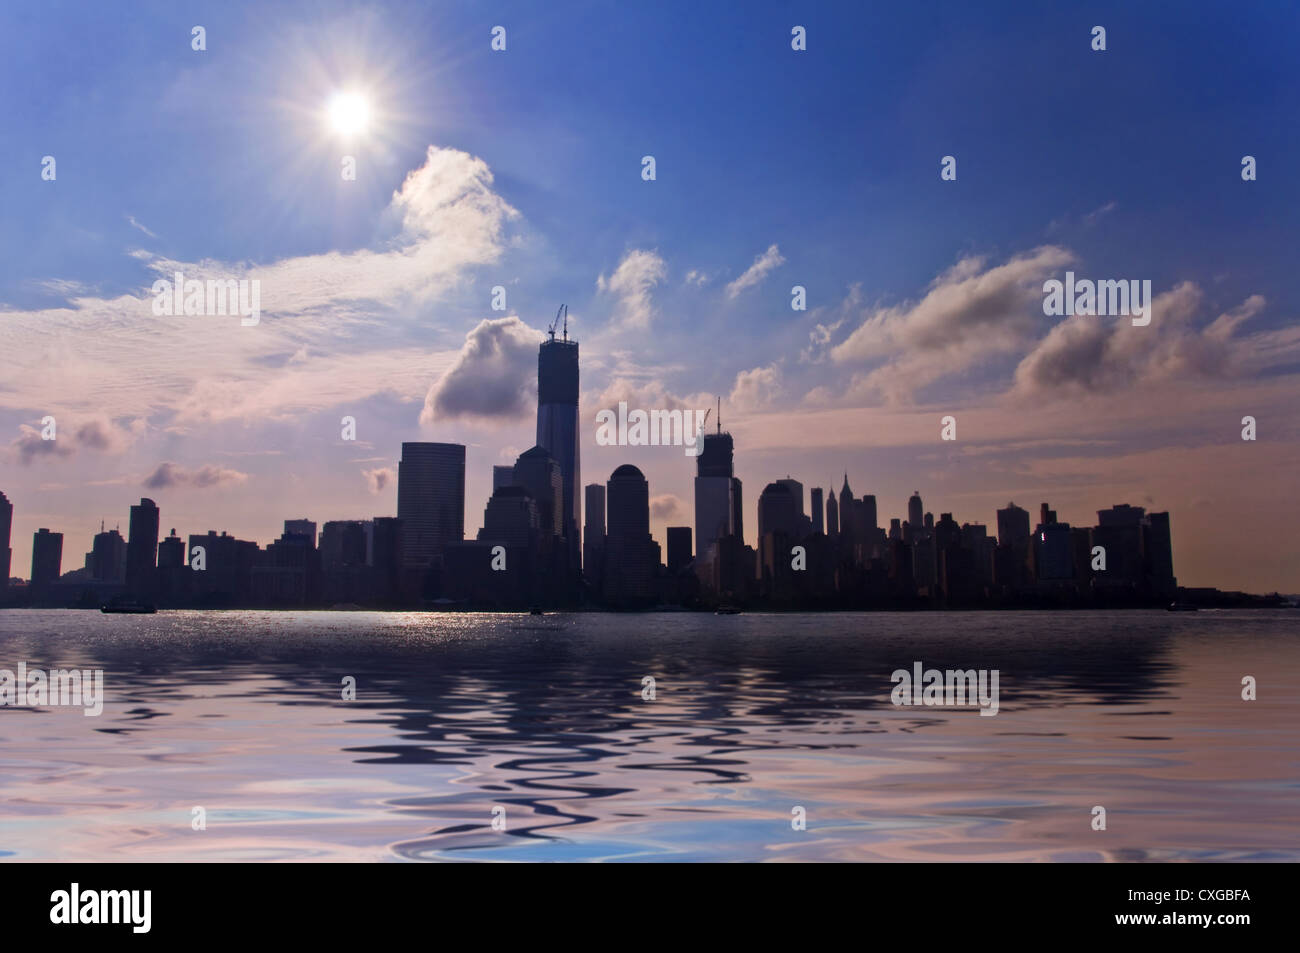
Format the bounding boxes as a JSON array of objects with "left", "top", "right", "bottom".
[
  {"left": 91, "top": 526, "right": 127, "bottom": 582},
  {"left": 908, "top": 491, "right": 924, "bottom": 533},
  {"left": 838, "top": 475, "right": 854, "bottom": 540},
  {"left": 583, "top": 483, "right": 605, "bottom": 586},
  {"left": 604, "top": 464, "right": 655, "bottom": 606},
  {"left": 826, "top": 490, "right": 839, "bottom": 536},
  {"left": 810, "top": 487, "right": 824, "bottom": 536},
  {"left": 492, "top": 465, "right": 515, "bottom": 491},
  {"left": 536, "top": 325, "right": 580, "bottom": 565},
  {"left": 126, "top": 497, "right": 160, "bottom": 595},
  {"left": 397, "top": 442, "right": 466, "bottom": 571},
  {"left": 284, "top": 519, "right": 317, "bottom": 547},
  {"left": 666, "top": 526, "right": 692, "bottom": 574},
  {"left": 694, "top": 429, "right": 736, "bottom": 569},
  {"left": 512, "top": 446, "right": 563, "bottom": 537},
  {"left": 0, "top": 491, "right": 11, "bottom": 588},
  {"left": 31, "top": 528, "right": 62, "bottom": 591}
]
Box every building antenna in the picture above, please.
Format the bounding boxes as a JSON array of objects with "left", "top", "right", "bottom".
[{"left": 716, "top": 395, "right": 721, "bottom": 434}]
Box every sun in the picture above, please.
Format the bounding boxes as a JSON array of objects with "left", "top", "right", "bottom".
[{"left": 327, "top": 91, "right": 371, "bottom": 137}]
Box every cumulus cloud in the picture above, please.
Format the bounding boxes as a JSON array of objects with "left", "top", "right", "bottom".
[
  {"left": 1012, "top": 285, "right": 1269, "bottom": 398},
  {"left": 363, "top": 466, "right": 397, "bottom": 494},
  {"left": 143, "top": 462, "right": 248, "bottom": 489},
  {"left": 650, "top": 494, "right": 683, "bottom": 520},
  {"left": 420, "top": 315, "right": 544, "bottom": 424},
  {"left": 7, "top": 415, "right": 142, "bottom": 464},
  {"left": 9, "top": 424, "right": 75, "bottom": 465},
  {"left": 597, "top": 249, "right": 666, "bottom": 329},
  {"left": 728, "top": 364, "right": 783, "bottom": 412},
  {"left": 831, "top": 246, "right": 1074, "bottom": 403},
  {"left": 725, "top": 244, "right": 785, "bottom": 299}
]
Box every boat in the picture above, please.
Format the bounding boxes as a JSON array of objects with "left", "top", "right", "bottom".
[
  {"left": 1167, "top": 602, "right": 1199, "bottom": 612},
  {"left": 715, "top": 605, "right": 742, "bottom": 615},
  {"left": 101, "top": 598, "right": 156, "bottom": 614}
]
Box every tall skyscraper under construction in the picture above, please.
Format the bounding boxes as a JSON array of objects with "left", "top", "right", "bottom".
[{"left": 536, "top": 306, "right": 581, "bottom": 567}]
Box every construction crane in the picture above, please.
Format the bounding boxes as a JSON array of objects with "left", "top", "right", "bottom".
[{"left": 547, "top": 304, "right": 568, "bottom": 341}]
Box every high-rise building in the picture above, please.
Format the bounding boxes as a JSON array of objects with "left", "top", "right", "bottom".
[
  {"left": 396, "top": 442, "right": 465, "bottom": 570},
  {"left": 604, "top": 465, "right": 655, "bottom": 606},
  {"left": 492, "top": 465, "right": 516, "bottom": 491},
  {"left": 775, "top": 477, "right": 810, "bottom": 537},
  {"left": 479, "top": 487, "right": 539, "bottom": 549},
  {"left": 995, "top": 502, "right": 1033, "bottom": 589},
  {"left": 283, "top": 519, "right": 317, "bottom": 547},
  {"left": 512, "top": 446, "right": 563, "bottom": 537},
  {"left": 810, "top": 487, "right": 824, "bottom": 536},
  {"left": 91, "top": 526, "right": 127, "bottom": 583},
  {"left": 158, "top": 528, "right": 185, "bottom": 569},
  {"left": 758, "top": 482, "right": 801, "bottom": 540},
  {"left": 126, "top": 497, "right": 160, "bottom": 594},
  {"left": 31, "top": 528, "right": 63, "bottom": 591},
  {"left": 583, "top": 483, "right": 605, "bottom": 586},
  {"left": 861, "top": 495, "right": 878, "bottom": 534},
  {"left": 908, "top": 491, "right": 924, "bottom": 533},
  {"left": 694, "top": 429, "right": 736, "bottom": 569},
  {"left": 838, "top": 475, "right": 854, "bottom": 539},
  {"left": 320, "top": 521, "right": 367, "bottom": 570},
  {"left": 826, "top": 491, "right": 839, "bottom": 536},
  {"left": 666, "top": 526, "right": 692, "bottom": 574},
  {"left": 536, "top": 326, "right": 580, "bottom": 565},
  {"left": 0, "top": 491, "right": 12, "bottom": 588}
]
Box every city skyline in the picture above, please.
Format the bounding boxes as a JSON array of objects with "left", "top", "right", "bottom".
[{"left": 1, "top": 2, "right": 1298, "bottom": 593}]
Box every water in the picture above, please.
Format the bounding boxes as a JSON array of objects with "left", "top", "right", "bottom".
[{"left": 0, "top": 609, "right": 1296, "bottom": 862}]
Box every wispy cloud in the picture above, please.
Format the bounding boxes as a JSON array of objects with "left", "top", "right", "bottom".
[
  {"left": 725, "top": 244, "right": 785, "bottom": 299},
  {"left": 597, "top": 249, "right": 666, "bottom": 329}
]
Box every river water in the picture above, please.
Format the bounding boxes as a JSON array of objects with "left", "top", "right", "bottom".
[{"left": 0, "top": 608, "right": 1296, "bottom": 862}]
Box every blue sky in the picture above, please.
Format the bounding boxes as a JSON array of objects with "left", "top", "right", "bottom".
[{"left": 2, "top": 0, "right": 1298, "bottom": 590}]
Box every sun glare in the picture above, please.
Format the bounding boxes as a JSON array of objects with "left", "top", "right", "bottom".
[{"left": 327, "top": 91, "right": 371, "bottom": 137}]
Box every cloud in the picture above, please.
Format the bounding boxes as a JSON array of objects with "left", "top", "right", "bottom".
[
  {"left": 684, "top": 269, "right": 709, "bottom": 287},
  {"left": 9, "top": 424, "right": 75, "bottom": 465},
  {"left": 1012, "top": 285, "right": 1269, "bottom": 399},
  {"left": 597, "top": 249, "right": 666, "bottom": 329},
  {"left": 7, "top": 415, "right": 141, "bottom": 464},
  {"left": 363, "top": 466, "right": 396, "bottom": 494},
  {"left": 0, "top": 146, "right": 521, "bottom": 424},
  {"left": 1083, "top": 200, "right": 1118, "bottom": 226},
  {"left": 725, "top": 244, "right": 785, "bottom": 299},
  {"left": 126, "top": 215, "right": 158, "bottom": 238},
  {"left": 830, "top": 246, "right": 1074, "bottom": 403},
  {"left": 650, "top": 494, "right": 683, "bottom": 520},
  {"left": 143, "top": 462, "right": 249, "bottom": 489},
  {"left": 74, "top": 416, "right": 143, "bottom": 453},
  {"left": 420, "top": 315, "right": 544, "bottom": 424},
  {"left": 728, "top": 364, "right": 783, "bottom": 412}
]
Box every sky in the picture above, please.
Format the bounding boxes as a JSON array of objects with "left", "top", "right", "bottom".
[{"left": 2, "top": 0, "right": 1298, "bottom": 592}]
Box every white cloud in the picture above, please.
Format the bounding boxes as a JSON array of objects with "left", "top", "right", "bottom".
[
  {"left": 725, "top": 244, "right": 785, "bottom": 299},
  {"left": 597, "top": 249, "right": 666, "bottom": 329}
]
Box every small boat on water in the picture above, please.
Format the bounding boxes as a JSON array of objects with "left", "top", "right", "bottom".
[
  {"left": 715, "top": 605, "right": 742, "bottom": 615},
  {"left": 1167, "top": 602, "right": 1199, "bottom": 612},
  {"left": 101, "top": 598, "right": 156, "bottom": 614}
]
